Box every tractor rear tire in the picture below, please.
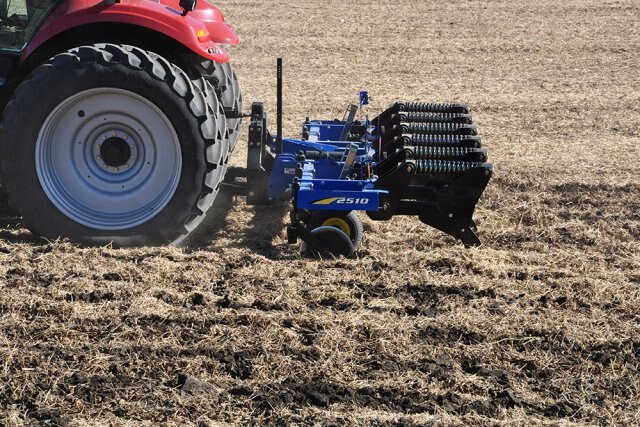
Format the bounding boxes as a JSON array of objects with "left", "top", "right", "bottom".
[
  {"left": 0, "top": 44, "right": 227, "bottom": 247},
  {"left": 192, "top": 76, "right": 230, "bottom": 180},
  {"left": 193, "top": 59, "right": 243, "bottom": 152}
]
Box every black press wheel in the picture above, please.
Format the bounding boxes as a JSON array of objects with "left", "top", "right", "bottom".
[
  {"left": 307, "top": 210, "right": 364, "bottom": 250},
  {"left": 300, "top": 226, "right": 355, "bottom": 259},
  {"left": 0, "top": 44, "right": 227, "bottom": 246}
]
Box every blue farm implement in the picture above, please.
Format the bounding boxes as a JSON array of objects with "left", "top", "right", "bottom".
[{"left": 222, "top": 59, "right": 493, "bottom": 257}]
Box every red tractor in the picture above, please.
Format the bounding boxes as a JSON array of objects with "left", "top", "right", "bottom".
[{"left": 0, "top": 0, "right": 242, "bottom": 246}]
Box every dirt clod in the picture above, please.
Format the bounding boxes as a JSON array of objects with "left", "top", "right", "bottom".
[
  {"left": 102, "top": 272, "right": 122, "bottom": 281},
  {"left": 177, "top": 374, "right": 223, "bottom": 396}
]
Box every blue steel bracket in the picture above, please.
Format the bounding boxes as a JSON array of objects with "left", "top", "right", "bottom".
[
  {"left": 267, "top": 154, "right": 298, "bottom": 202},
  {"left": 267, "top": 137, "right": 372, "bottom": 202},
  {"left": 279, "top": 144, "right": 384, "bottom": 212}
]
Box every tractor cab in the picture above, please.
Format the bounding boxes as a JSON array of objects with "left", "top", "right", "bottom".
[{"left": 0, "top": 0, "right": 60, "bottom": 53}]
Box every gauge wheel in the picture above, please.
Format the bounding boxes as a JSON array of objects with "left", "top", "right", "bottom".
[{"left": 307, "top": 210, "right": 364, "bottom": 249}]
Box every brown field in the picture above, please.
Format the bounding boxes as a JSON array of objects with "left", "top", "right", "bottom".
[{"left": 1, "top": 0, "right": 640, "bottom": 425}]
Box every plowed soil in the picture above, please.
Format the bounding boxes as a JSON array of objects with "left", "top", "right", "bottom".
[{"left": 1, "top": 0, "right": 639, "bottom": 425}]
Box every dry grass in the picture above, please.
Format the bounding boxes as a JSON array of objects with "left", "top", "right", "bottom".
[{"left": 1, "top": 0, "right": 640, "bottom": 425}]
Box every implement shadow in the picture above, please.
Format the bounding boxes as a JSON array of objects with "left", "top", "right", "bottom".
[
  {"left": 184, "top": 193, "right": 294, "bottom": 260},
  {"left": 237, "top": 201, "right": 291, "bottom": 259},
  {"left": 182, "top": 192, "right": 237, "bottom": 249}
]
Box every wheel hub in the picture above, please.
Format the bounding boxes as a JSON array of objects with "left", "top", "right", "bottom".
[
  {"left": 99, "top": 136, "right": 132, "bottom": 168},
  {"left": 93, "top": 131, "right": 138, "bottom": 174},
  {"left": 321, "top": 217, "right": 352, "bottom": 237}
]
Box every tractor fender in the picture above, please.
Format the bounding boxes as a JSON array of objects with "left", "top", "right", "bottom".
[
  {"left": 21, "top": 0, "right": 238, "bottom": 64},
  {"left": 189, "top": 1, "right": 239, "bottom": 45}
]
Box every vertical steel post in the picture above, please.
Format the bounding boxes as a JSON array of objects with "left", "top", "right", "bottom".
[{"left": 276, "top": 58, "right": 283, "bottom": 154}]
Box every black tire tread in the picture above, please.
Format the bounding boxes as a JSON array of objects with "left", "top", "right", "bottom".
[
  {"left": 301, "top": 226, "right": 355, "bottom": 259},
  {"left": 190, "top": 58, "right": 242, "bottom": 152}
]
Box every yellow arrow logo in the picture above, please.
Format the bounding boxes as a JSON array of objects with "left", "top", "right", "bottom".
[{"left": 312, "top": 197, "right": 339, "bottom": 205}]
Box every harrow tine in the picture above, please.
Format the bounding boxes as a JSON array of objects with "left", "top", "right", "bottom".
[
  {"left": 405, "top": 146, "right": 488, "bottom": 163},
  {"left": 403, "top": 122, "right": 478, "bottom": 136},
  {"left": 379, "top": 131, "right": 483, "bottom": 157},
  {"left": 400, "top": 112, "right": 473, "bottom": 124},
  {"left": 396, "top": 102, "right": 470, "bottom": 114},
  {"left": 403, "top": 134, "right": 483, "bottom": 148}
]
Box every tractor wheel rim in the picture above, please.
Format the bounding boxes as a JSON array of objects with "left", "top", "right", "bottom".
[
  {"left": 321, "top": 217, "right": 351, "bottom": 237},
  {"left": 36, "top": 88, "right": 182, "bottom": 230}
]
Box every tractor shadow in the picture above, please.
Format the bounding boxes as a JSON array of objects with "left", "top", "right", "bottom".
[
  {"left": 182, "top": 193, "right": 236, "bottom": 248},
  {"left": 0, "top": 194, "right": 49, "bottom": 245},
  {"left": 185, "top": 194, "right": 294, "bottom": 260},
  {"left": 0, "top": 190, "right": 293, "bottom": 255}
]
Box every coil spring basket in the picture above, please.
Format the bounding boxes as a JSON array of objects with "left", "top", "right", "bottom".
[
  {"left": 367, "top": 102, "right": 492, "bottom": 246},
  {"left": 227, "top": 59, "right": 493, "bottom": 256}
]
